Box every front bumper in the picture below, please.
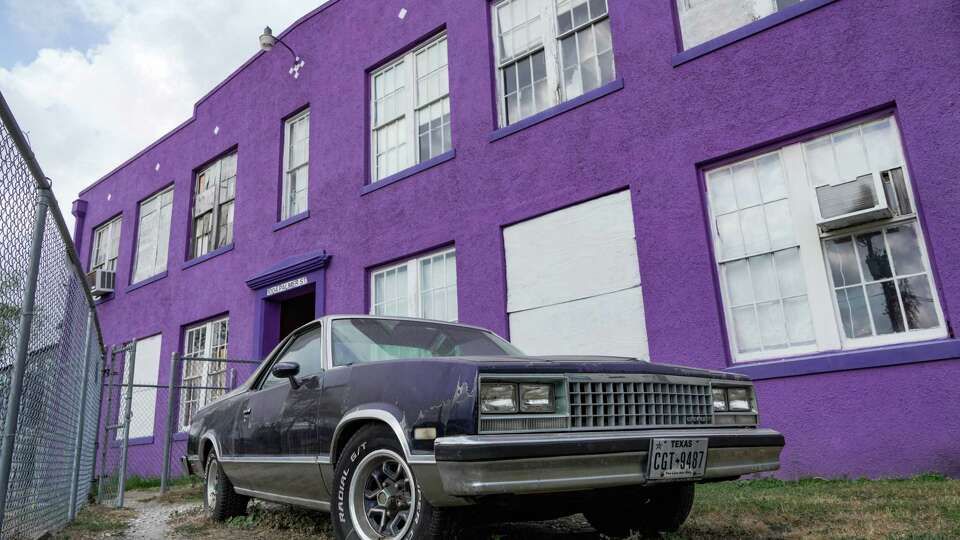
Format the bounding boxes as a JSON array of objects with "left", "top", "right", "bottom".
[{"left": 429, "top": 427, "right": 783, "bottom": 498}]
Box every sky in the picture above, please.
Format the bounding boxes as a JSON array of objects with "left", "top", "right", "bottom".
[{"left": 0, "top": 0, "right": 324, "bottom": 234}]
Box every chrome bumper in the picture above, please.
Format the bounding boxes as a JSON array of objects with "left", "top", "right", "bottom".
[{"left": 429, "top": 427, "right": 783, "bottom": 498}]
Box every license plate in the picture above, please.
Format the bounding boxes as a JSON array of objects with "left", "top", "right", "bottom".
[{"left": 647, "top": 438, "right": 708, "bottom": 481}]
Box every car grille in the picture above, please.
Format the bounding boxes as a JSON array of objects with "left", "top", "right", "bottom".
[{"left": 568, "top": 378, "right": 713, "bottom": 429}]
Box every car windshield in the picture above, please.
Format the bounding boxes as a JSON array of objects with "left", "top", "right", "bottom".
[{"left": 331, "top": 318, "right": 524, "bottom": 366}]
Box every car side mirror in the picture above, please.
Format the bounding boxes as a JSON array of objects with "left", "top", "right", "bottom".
[{"left": 272, "top": 361, "right": 301, "bottom": 389}]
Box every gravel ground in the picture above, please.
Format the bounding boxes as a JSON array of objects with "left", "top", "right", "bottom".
[{"left": 123, "top": 490, "right": 198, "bottom": 539}]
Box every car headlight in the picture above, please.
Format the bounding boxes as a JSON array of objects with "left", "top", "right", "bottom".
[
  {"left": 712, "top": 388, "right": 728, "bottom": 412},
  {"left": 519, "top": 383, "right": 554, "bottom": 413},
  {"left": 480, "top": 383, "right": 517, "bottom": 414},
  {"left": 726, "top": 388, "right": 751, "bottom": 411}
]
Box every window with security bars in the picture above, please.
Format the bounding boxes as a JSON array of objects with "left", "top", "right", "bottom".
[
  {"left": 132, "top": 187, "right": 173, "bottom": 283},
  {"left": 282, "top": 110, "right": 309, "bottom": 219},
  {"left": 675, "top": 0, "right": 808, "bottom": 50},
  {"left": 180, "top": 316, "right": 229, "bottom": 429},
  {"left": 492, "top": 0, "right": 615, "bottom": 127},
  {"left": 190, "top": 152, "right": 236, "bottom": 259},
  {"left": 370, "top": 248, "right": 458, "bottom": 322},
  {"left": 90, "top": 215, "right": 122, "bottom": 272},
  {"left": 706, "top": 116, "right": 945, "bottom": 362},
  {"left": 370, "top": 34, "right": 451, "bottom": 182}
]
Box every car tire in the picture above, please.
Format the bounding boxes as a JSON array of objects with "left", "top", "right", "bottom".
[
  {"left": 203, "top": 455, "right": 249, "bottom": 521},
  {"left": 332, "top": 424, "right": 461, "bottom": 540},
  {"left": 583, "top": 483, "right": 695, "bottom": 537}
]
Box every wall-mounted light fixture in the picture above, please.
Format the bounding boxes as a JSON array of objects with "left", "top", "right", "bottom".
[{"left": 259, "top": 26, "right": 306, "bottom": 79}]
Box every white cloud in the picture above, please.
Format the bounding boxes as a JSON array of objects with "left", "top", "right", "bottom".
[{"left": 0, "top": 0, "right": 321, "bottom": 233}]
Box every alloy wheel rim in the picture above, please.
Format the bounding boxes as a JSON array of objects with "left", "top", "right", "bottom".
[
  {"left": 206, "top": 461, "right": 218, "bottom": 509},
  {"left": 349, "top": 449, "right": 416, "bottom": 540}
]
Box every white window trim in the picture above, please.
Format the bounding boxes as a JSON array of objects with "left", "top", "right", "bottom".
[
  {"left": 132, "top": 187, "right": 173, "bottom": 283},
  {"left": 491, "top": 0, "right": 614, "bottom": 128},
  {"left": 707, "top": 116, "right": 947, "bottom": 363},
  {"left": 369, "top": 247, "right": 458, "bottom": 322},
  {"left": 179, "top": 316, "right": 229, "bottom": 430},
  {"left": 281, "top": 109, "right": 310, "bottom": 220},
  {"left": 90, "top": 215, "right": 122, "bottom": 273},
  {"left": 369, "top": 33, "right": 449, "bottom": 182}
]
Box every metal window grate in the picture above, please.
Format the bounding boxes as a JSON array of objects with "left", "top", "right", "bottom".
[{"left": 568, "top": 379, "right": 713, "bottom": 429}]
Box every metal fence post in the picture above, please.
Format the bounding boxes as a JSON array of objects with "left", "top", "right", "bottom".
[
  {"left": 67, "top": 311, "right": 96, "bottom": 520},
  {"left": 0, "top": 187, "right": 50, "bottom": 533},
  {"left": 96, "top": 346, "right": 115, "bottom": 504},
  {"left": 116, "top": 343, "right": 136, "bottom": 507},
  {"left": 160, "top": 352, "right": 179, "bottom": 494}
]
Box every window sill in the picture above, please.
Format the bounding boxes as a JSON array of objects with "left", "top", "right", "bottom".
[
  {"left": 126, "top": 271, "right": 167, "bottom": 293},
  {"left": 672, "top": 0, "right": 839, "bottom": 67},
  {"left": 489, "top": 78, "right": 624, "bottom": 142},
  {"left": 362, "top": 150, "right": 456, "bottom": 195},
  {"left": 273, "top": 210, "right": 310, "bottom": 232},
  {"left": 724, "top": 338, "right": 960, "bottom": 381},
  {"left": 183, "top": 243, "right": 234, "bottom": 270}
]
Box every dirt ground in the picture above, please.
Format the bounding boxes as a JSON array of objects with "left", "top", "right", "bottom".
[{"left": 55, "top": 475, "right": 960, "bottom": 539}]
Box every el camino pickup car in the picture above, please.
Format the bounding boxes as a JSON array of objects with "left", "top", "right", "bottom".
[{"left": 184, "top": 315, "right": 784, "bottom": 539}]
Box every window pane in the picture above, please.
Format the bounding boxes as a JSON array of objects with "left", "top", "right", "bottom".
[
  {"left": 862, "top": 119, "right": 900, "bottom": 171},
  {"left": 886, "top": 223, "right": 924, "bottom": 276},
  {"left": 739, "top": 206, "right": 770, "bottom": 255},
  {"left": 764, "top": 200, "right": 795, "bottom": 250},
  {"left": 589, "top": 0, "right": 607, "bottom": 18},
  {"left": 708, "top": 169, "right": 737, "bottom": 215},
  {"left": 899, "top": 275, "right": 938, "bottom": 330},
  {"left": 724, "top": 259, "right": 753, "bottom": 307},
  {"left": 732, "top": 162, "right": 761, "bottom": 208},
  {"left": 855, "top": 231, "right": 892, "bottom": 282},
  {"left": 716, "top": 213, "right": 743, "bottom": 260},
  {"left": 866, "top": 281, "right": 904, "bottom": 335},
  {"left": 783, "top": 297, "right": 815, "bottom": 345},
  {"left": 833, "top": 128, "right": 870, "bottom": 182},
  {"left": 598, "top": 50, "right": 615, "bottom": 86},
  {"left": 825, "top": 237, "right": 861, "bottom": 287},
  {"left": 676, "top": 0, "right": 785, "bottom": 50},
  {"left": 732, "top": 306, "right": 761, "bottom": 353},
  {"left": 836, "top": 286, "right": 872, "bottom": 339},
  {"left": 595, "top": 18, "right": 612, "bottom": 52},
  {"left": 774, "top": 248, "right": 805, "bottom": 298},
  {"left": 805, "top": 136, "right": 837, "bottom": 186},
  {"left": 756, "top": 153, "right": 787, "bottom": 202},
  {"left": 749, "top": 254, "right": 778, "bottom": 303},
  {"left": 757, "top": 301, "right": 788, "bottom": 350}
]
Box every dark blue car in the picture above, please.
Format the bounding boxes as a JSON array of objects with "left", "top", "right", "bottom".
[{"left": 184, "top": 315, "right": 784, "bottom": 539}]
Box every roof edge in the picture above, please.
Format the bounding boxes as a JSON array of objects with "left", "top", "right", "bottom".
[{"left": 78, "top": 0, "right": 345, "bottom": 198}]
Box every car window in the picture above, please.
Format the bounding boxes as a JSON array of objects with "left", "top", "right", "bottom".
[
  {"left": 260, "top": 325, "right": 324, "bottom": 389},
  {"left": 331, "top": 318, "right": 523, "bottom": 366}
]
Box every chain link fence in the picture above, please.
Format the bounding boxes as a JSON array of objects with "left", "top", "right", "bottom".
[{"left": 0, "top": 91, "right": 105, "bottom": 538}]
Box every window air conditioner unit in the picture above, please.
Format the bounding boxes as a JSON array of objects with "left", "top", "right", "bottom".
[
  {"left": 814, "top": 167, "right": 911, "bottom": 231},
  {"left": 86, "top": 269, "right": 115, "bottom": 297}
]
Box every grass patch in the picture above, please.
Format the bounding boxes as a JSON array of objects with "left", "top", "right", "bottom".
[
  {"left": 124, "top": 474, "right": 195, "bottom": 492},
  {"left": 139, "top": 484, "right": 204, "bottom": 505},
  {"left": 52, "top": 504, "right": 136, "bottom": 539},
  {"left": 169, "top": 504, "right": 334, "bottom": 539}
]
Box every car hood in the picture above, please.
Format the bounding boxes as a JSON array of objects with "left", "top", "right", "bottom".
[{"left": 381, "top": 355, "right": 748, "bottom": 381}]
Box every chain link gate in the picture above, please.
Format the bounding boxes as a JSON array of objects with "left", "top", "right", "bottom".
[{"left": 97, "top": 346, "right": 261, "bottom": 504}]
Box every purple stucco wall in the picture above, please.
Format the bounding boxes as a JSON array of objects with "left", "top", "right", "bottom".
[{"left": 76, "top": 0, "right": 960, "bottom": 479}]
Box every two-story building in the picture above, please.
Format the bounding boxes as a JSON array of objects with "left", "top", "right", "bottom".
[{"left": 74, "top": 0, "right": 960, "bottom": 479}]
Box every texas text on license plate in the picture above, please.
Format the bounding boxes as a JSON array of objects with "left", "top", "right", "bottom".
[{"left": 647, "top": 438, "right": 708, "bottom": 481}]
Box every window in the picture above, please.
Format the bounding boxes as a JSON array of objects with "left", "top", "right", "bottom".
[
  {"left": 492, "top": 0, "right": 616, "bottom": 127},
  {"left": 282, "top": 110, "right": 310, "bottom": 219},
  {"left": 675, "top": 0, "right": 809, "bottom": 50},
  {"left": 370, "top": 34, "right": 451, "bottom": 182},
  {"left": 261, "top": 325, "right": 324, "bottom": 389},
  {"left": 706, "top": 117, "right": 946, "bottom": 362},
  {"left": 90, "top": 216, "right": 122, "bottom": 272},
  {"left": 370, "top": 248, "right": 458, "bottom": 322},
  {"left": 132, "top": 187, "right": 173, "bottom": 283},
  {"left": 190, "top": 153, "right": 236, "bottom": 259},
  {"left": 180, "top": 317, "right": 229, "bottom": 429}
]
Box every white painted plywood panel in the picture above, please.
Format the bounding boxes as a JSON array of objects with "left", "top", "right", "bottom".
[
  {"left": 509, "top": 287, "right": 649, "bottom": 360},
  {"left": 504, "top": 191, "right": 640, "bottom": 313},
  {"left": 118, "top": 334, "right": 161, "bottom": 439}
]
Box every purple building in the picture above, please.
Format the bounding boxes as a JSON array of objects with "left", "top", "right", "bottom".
[{"left": 73, "top": 0, "right": 960, "bottom": 480}]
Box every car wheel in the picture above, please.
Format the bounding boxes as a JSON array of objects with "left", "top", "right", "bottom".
[
  {"left": 204, "top": 455, "right": 249, "bottom": 521},
  {"left": 332, "top": 424, "right": 460, "bottom": 540},
  {"left": 583, "top": 483, "right": 695, "bottom": 537}
]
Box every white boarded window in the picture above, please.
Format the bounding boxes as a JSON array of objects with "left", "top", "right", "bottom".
[
  {"left": 282, "top": 110, "right": 310, "bottom": 219},
  {"left": 675, "top": 0, "right": 807, "bottom": 50},
  {"left": 117, "top": 334, "right": 162, "bottom": 439},
  {"left": 132, "top": 187, "right": 173, "bottom": 283},
  {"left": 371, "top": 34, "right": 451, "bottom": 182},
  {"left": 180, "top": 317, "right": 229, "bottom": 429},
  {"left": 492, "top": 0, "right": 616, "bottom": 127},
  {"left": 370, "top": 248, "right": 458, "bottom": 322},
  {"left": 90, "top": 216, "right": 122, "bottom": 272},
  {"left": 503, "top": 191, "right": 648, "bottom": 359},
  {"left": 706, "top": 116, "right": 946, "bottom": 362}
]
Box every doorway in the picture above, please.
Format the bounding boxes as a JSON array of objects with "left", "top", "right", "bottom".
[{"left": 279, "top": 291, "right": 316, "bottom": 341}]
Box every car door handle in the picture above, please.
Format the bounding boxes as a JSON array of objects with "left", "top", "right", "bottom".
[{"left": 242, "top": 408, "right": 252, "bottom": 416}]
